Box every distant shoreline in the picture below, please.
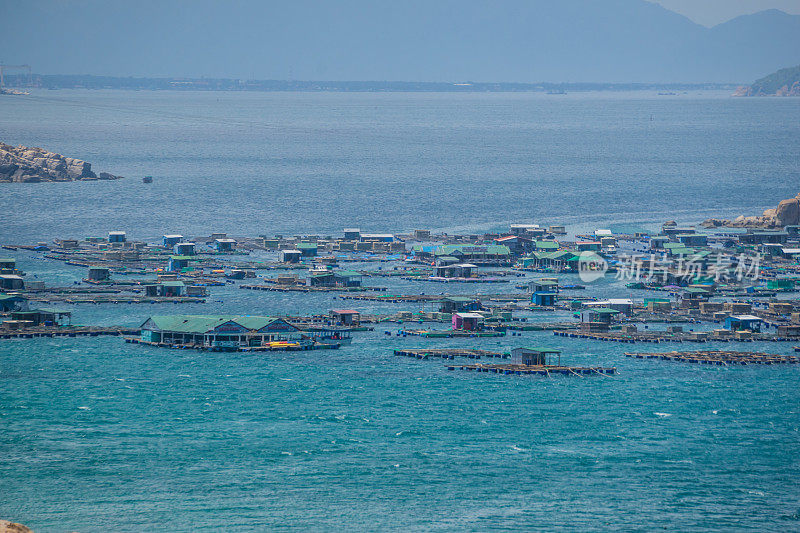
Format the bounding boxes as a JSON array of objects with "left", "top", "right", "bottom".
[{"left": 1, "top": 74, "right": 739, "bottom": 93}]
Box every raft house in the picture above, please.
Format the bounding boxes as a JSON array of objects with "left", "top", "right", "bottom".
[
  {"left": 439, "top": 296, "right": 482, "bottom": 314},
  {"left": 5, "top": 309, "right": 72, "bottom": 327},
  {"left": 86, "top": 267, "right": 111, "bottom": 282},
  {"left": 448, "top": 345, "right": 615, "bottom": 376},
  {"left": 173, "top": 242, "right": 196, "bottom": 255},
  {"left": 0, "top": 258, "right": 18, "bottom": 275},
  {"left": 533, "top": 291, "right": 557, "bottom": 306},
  {"left": 215, "top": 238, "right": 237, "bottom": 252},
  {"left": 280, "top": 250, "right": 303, "bottom": 263},
  {"left": 0, "top": 293, "right": 28, "bottom": 312},
  {"left": 0, "top": 275, "right": 25, "bottom": 290},
  {"left": 108, "top": 231, "right": 126, "bottom": 243},
  {"left": 168, "top": 255, "right": 195, "bottom": 272},
  {"left": 725, "top": 314, "right": 763, "bottom": 332},
  {"left": 134, "top": 315, "right": 307, "bottom": 350},
  {"left": 452, "top": 312, "right": 484, "bottom": 331},
  {"left": 163, "top": 235, "right": 183, "bottom": 248},
  {"left": 330, "top": 309, "right": 360, "bottom": 326}
]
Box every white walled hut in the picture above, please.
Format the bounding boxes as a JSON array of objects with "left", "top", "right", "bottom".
[
  {"left": 108, "top": 231, "right": 127, "bottom": 243},
  {"left": 173, "top": 242, "right": 196, "bottom": 256},
  {"left": 215, "top": 238, "right": 237, "bottom": 252},
  {"left": 163, "top": 235, "right": 184, "bottom": 248}
]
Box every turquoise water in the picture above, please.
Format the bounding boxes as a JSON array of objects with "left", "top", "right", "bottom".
[
  {"left": 3, "top": 319, "right": 800, "bottom": 531},
  {"left": 1, "top": 90, "right": 800, "bottom": 531},
  {"left": 3, "top": 252, "right": 800, "bottom": 531}
]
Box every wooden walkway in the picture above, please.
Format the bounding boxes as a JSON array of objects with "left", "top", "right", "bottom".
[
  {"left": 28, "top": 295, "right": 205, "bottom": 304},
  {"left": 400, "top": 329, "right": 506, "bottom": 338},
  {"left": 448, "top": 363, "right": 616, "bottom": 376},
  {"left": 393, "top": 349, "right": 509, "bottom": 360},
  {"left": 338, "top": 294, "right": 442, "bottom": 303},
  {"left": 1, "top": 326, "right": 138, "bottom": 339},
  {"left": 239, "top": 284, "right": 386, "bottom": 293},
  {"left": 624, "top": 350, "right": 800, "bottom": 365},
  {"left": 554, "top": 330, "right": 800, "bottom": 344}
]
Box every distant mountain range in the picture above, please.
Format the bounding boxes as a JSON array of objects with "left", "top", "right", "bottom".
[
  {"left": 735, "top": 65, "right": 800, "bottom": 96},
  {"left": 1, "top": 0, "right": 799, "bottom": 83}
]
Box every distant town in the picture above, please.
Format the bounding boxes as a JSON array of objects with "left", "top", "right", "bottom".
[{"left": 0, "top": 74, "right": 738, "bottom": 93}]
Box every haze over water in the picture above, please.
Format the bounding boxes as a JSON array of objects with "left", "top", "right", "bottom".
[{"left": 1, "top": 89, "right": 798, "bottom": 242}]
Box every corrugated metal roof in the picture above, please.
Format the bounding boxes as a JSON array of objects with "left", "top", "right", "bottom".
[
  {"left": 335, "top": 270, "right": 361, "bottom": 277},
  {"left": 514, "top": 347, "right": 561, "bottom": 354},
  {"left": 142, "top": 315, "right": 290, "bottom": 334},
  {"left": 443, "top": 296, "right": 476, "bottom": 302}
]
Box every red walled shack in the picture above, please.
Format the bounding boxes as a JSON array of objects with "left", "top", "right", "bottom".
[{"left": 452, "top": 312, "right": 484, "bottom": 331}]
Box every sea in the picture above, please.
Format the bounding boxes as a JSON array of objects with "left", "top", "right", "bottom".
[{"left": 1, "top": 90, "right": 799, "bottom": 531}]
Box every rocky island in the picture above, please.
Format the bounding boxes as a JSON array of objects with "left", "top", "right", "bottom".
[
  {"left": 733, "top": 64, "right": 800, "bottom": 97},
  {"left": 0, "top": 142, "right": 123, "bottom": 183},
  {"left": 702, "top": 192, "right": 800, "bottom": 228}
]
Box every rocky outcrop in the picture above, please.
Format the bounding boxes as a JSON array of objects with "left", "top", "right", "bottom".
[
  {"left": 701, "top": 193, "right": 800, "bottom": 229},
  {"left": 0, "top": 142, "right": 122, "bottom": 183},
  {"left": 734, "top": 82, "right": 800, "bottom": 97},
  {"left": 734, "top": 64, "right": 800, "bottom": 97},
  {"left": 776, "top": 196, "right": 800, "bottom": 225},
  {"left": 0, "top": 520, "right": 34, "bottom": 533}
]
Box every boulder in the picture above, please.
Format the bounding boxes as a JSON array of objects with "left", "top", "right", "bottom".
[
  {"left": 776, "top": 197, "right": 800, "bottom": 226},
  {"left": 702, "top": 192, "right": 800, "bottom": 228},
  {"left": 0, "top": 520, "right": 34, "bottom": 533},
  {"left": 0, "top": 142, "right": 122, "bottom": 183}
]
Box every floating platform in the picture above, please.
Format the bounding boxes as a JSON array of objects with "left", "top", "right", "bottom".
[
  {"left": 239, "top": 284, "right": 387, "bottom": 293},
  {"left": 624, "top": 350, "right": 800, "bottom": 365},
  {"left": 506, "top": 322, "right": 573, "bottom": 331},
  {"left": 407, "top": 276, "right": 509, "bottom": 283},
  {"left": 31, "top": 296, "right": 207, "bottom": 304},
  {"left": 400, "top": 329, "right": 505, "bottom": 338},
  {"left": 0, "top": 326, "right": 138, "bottom": 339},
  {"left": 448, "top": 363, "right": 616, "bottom": 376},
  {"left": 394, "top": 349, "right": 509, "bottom": 360},
  {"left": 338, "top": 294, "right": 442, "bottom": 303},
  {"left": 553, "top": 330, "right": 800, "bottom": 344},
  {"left": 124, "top": 337, "right": 339, "bottom": 351},
  {"left": 337, "top": 293, "right": 530, "bottom": 303}
]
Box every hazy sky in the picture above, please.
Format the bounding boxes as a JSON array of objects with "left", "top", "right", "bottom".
[
  {"left": 1, "top": 0, "right": 798, "bottom": 82},
  {"left": 654, "top": 0, "right": 800, "bottom": 26}
]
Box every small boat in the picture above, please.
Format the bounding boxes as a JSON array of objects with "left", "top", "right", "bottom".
[{"left": 142, "top": 176, "right": 153, "bottom": 183}]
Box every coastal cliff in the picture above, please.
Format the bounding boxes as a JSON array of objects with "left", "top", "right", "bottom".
[
  {"left": 0, "top": 143, "right": 122, "bottom": 183},
  {"left": 734, "top": 64, "right": 800, "bottom": 96},
  {"left": 702, "top": 192, "right": 800, "bottom": 228}
]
